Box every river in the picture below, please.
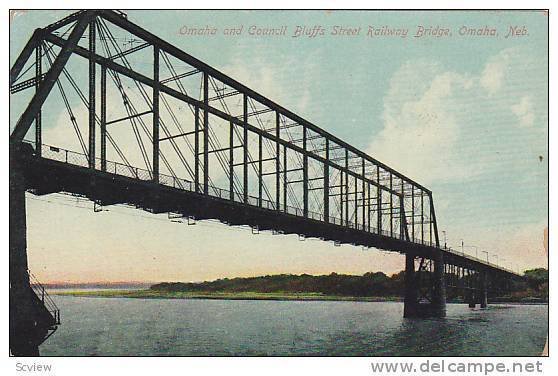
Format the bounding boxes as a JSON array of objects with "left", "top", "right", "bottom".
[{"left": 41, "top": 295, "right": 547, "bottom": 356}]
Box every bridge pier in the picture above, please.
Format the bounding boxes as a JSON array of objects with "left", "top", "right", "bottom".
[
  {"left": 403, "top": 253, "right": 418, "bottom": 317},
  {"left": 403, "top": 250, "right": 446, "bottom": 318},
  {"left": 479, "top": 272, "right": 488, "bottom": 309},
  {"left": 10, "top": 145, "right": 40, "bottom": 355},
  {"left": 467, "top": 291, "right": 476, "bottom": 308}
]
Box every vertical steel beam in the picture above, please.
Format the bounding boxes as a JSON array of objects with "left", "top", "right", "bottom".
[
  {"left": 283, "top": 144, "right": 287, "bottom": 211},
  {"left": 367, "top": 183, "right": 371, "bottom": 232},
  {"left": 229, "top": 121, "right": 234, "bottom": 200},
  {"left": 88, "top": 19, "right": 96, "bottom": 169},
  {"left": 258, "top": 133, "right": 263, "bottom": 207},
  {"left": 302, "top": 126, "right": 308, "bottom": 217},
  {"left": 421, "top": 191, "right": 424, "bottom": 243},
  {"left": 340, "top": 170, "right": 344, "bottom": 225},
  {"left": 152, "top": 47, "right": 160, "bottom": 182},
  {"left": 377, "top": 165, "right": 382, "bottom": 235},
  {"left": 400, "top": 181, "right": 405, "bottom": 239},
  {"left": 243, "top": 94, "right": 248, "bottom": 203},
  {"left": 203, "top": 73, "right": 209, "bottom": 195},
  {"left": 344, "top": 149, "right": 349, "bottom": 226},
  {"left": 194, "top": 107, "right": 199, "bottom": 192},
  {"left": 411, "top": 185, "right": 415, "bottom": 241},
  {"left": 275, "top": 112, "right": 280, "bottom": 211},
  {"left": 34, "top": 43, "right": 42, "bottom": 156},
  {"left": 361, "top": 160, "right": 366, "bottom": 230},
  {"left": 324, "top": 139, "right": 329, "bottom": 222},
  {"left": 100, "top": 66, "right": 107, "bottom": 171},
  {"left": 390, "top": 174, "right": 393, "bottom": 237},
  {"left": 353, "top": 175, "right": 357, "bottom": 228}
]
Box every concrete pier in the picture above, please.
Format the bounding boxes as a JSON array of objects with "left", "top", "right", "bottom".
[
  {"left": 9, "top": 145, "right": 46, "bottom": 356},
  {"left": 403, "top": 250, "right": 446, "bottom": 318},
  {"left": 403, "top": 253, "right": 419, "bottom": 317},
  {"left": 479, "top": 272, "right": 488, "bottom": 309},
  {"left": 431, "top": 249, "right": 447, "bottom": 317},
  {"left": 468, "top": 291, "right": 476, "bottom": 308}
]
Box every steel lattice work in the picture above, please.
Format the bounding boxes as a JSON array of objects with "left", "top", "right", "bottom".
[
  {"left": 10, "top": 12, "right": 524, "bottom": 347},
  {"left": 11, "top": 10, "right": 440, "bottom": 247}
]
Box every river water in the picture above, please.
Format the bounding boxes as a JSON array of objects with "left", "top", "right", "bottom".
[{"left": 41, "top": 295, "right": 547, "bottom": 356}]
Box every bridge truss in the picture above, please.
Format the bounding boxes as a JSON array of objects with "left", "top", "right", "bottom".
[
  {"left": 10, "top": 12, "right": 524, "bottom": 353},
  {"left": 10, "top": 10, "right": 439, "bottom": 249}
]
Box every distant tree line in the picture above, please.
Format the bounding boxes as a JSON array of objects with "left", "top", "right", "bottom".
[
  {"left": 151, "top": 271, "right": 406, "bottom": 297},
  {"left": 507, "top": 268, "right": 548, "bottom": 302},
  {"left": 151, "top": 268, "right": 548, "bottom": 301}
]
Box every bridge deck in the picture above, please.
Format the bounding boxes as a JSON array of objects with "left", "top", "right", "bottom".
[{"left": 15, "top": 141, "right": 518, "bottom": 278}]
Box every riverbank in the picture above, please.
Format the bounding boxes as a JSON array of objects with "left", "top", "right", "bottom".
[
  {"left": 53, "top": 289, "right": 403, "bottom": 302},
  {"left": 53, "top": 289, "right": 548, "bottom": 304}
]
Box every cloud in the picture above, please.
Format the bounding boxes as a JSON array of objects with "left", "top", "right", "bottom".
[
  {"left": 367, "top": 60, "right": 475, "bottom": 185},
  {"left": 511, "top": 95, "right": 535, "bottom": 128},
  {"left": 220, "top": 52, "right": 317, "bottom": 116},
  {"left": 479, "top": 51, "right": 509, "bottom": 94},
  {"left": 366, "top": 47, "right": 543, "bottom": 186}
]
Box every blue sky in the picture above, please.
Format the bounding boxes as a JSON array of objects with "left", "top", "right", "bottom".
[{"left": 10, "top": 10, "right": 548, "bottom": 282}]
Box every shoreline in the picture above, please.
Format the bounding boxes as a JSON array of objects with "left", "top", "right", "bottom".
[
  {"left": 52, "top": 289, "right": 547, "bottom": 304},
  {"left": 53, "top": 289, "right": 403, "bottom": 302}
]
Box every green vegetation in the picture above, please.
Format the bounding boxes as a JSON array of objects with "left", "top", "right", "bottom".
[
  {"left": 54, "top": 289, "right": 402, "bottom": 302},
  {"left": 498, "top": 268, "right": 548, "bottom": 303},
  {"left": 150, "top": 271, "right": 405, "bottom": 297},
  {"left": 54, "top": 268, "right": 548, "bottom": 303}
]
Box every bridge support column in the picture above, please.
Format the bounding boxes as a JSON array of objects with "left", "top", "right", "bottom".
[
  {"left": 479, "top": 272, "right": 488, "bottom": 309},
  {"left": 431, "top": 249, "right": 447, "bottom": 317},
  {"left": 467, "top": 291, "right": 476, "bottom": 308},
  {"left": 9, "top": 145, "right": 41, "bottom": 356},
  {"left": 403, "top": 253, "right": 418, "bottom": 318},
  {"left": 403, "top": 250, "right": 446, "bottom": 318}
]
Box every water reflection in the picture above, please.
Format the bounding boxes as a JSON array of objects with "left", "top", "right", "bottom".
[{"left": 41, "top": 297, "right": 547, "bottom": 356}]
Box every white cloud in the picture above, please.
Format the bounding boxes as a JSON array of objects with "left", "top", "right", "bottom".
[
  {"left": 366, "top": 47, "right": 541, "bottom": 186},
  {"left": 220, "top": 53, "right": 317, "bottom": 116},
  {"left": 511, "top": 95, "right": 535, "bottom": 128},
  {"left": 367, "top": 60, "right": 475, "bottom": 185},
  {"left": 479, "top": 48, "right": 516, "bottom": 95}
]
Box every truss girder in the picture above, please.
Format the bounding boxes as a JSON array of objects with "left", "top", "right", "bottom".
[{"left": 10, "top": 10, "right": 444, "bottom": 249}]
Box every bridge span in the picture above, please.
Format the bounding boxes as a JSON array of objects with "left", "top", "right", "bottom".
[{"left": 10, "top": 10, "right": 522, "bottom": 356}]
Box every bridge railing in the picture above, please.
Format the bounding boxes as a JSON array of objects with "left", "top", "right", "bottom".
[
  {"left": 28, "top": 270, "right": 61, "bottom": 326},
  {"left": 32, "top": 141, "right": 455, "bottom": 250},
  {"left": 441, "top": 245, "right": 518, "bottom": 275},
  {"left": 27, "top": 142, "right": 521, "bottom": 275}
]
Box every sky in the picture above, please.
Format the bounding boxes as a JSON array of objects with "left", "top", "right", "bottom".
[{"left": 10, "top": 10, "right": 548, "bottom": 283}]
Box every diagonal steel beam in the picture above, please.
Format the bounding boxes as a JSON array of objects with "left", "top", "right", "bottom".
[
  {"left": 99, "top": 9, "right": 431, "bottom": 195},
  {"left": 10, "top": 29, "right": 42, "bottom": 86},
  {"left": 44, "top": 32, "right": 403, "bottom": 198},
  {"left": 429, "top": 193, "right": 440, "bottom": 248},
  {"left": 43, "top": 10, "right": 87, "bottom": 33},
  {"left": 11, "top": 11, "right": 96, "bottom": 141}
]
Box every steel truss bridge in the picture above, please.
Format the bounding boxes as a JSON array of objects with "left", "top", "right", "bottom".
[{"left": 9, "top": 10, "right": 522, "bottom": 356}]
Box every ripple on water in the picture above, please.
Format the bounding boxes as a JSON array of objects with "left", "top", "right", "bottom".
[{"left": 40, "top": 297, "right": 548, "bottom": 356}]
